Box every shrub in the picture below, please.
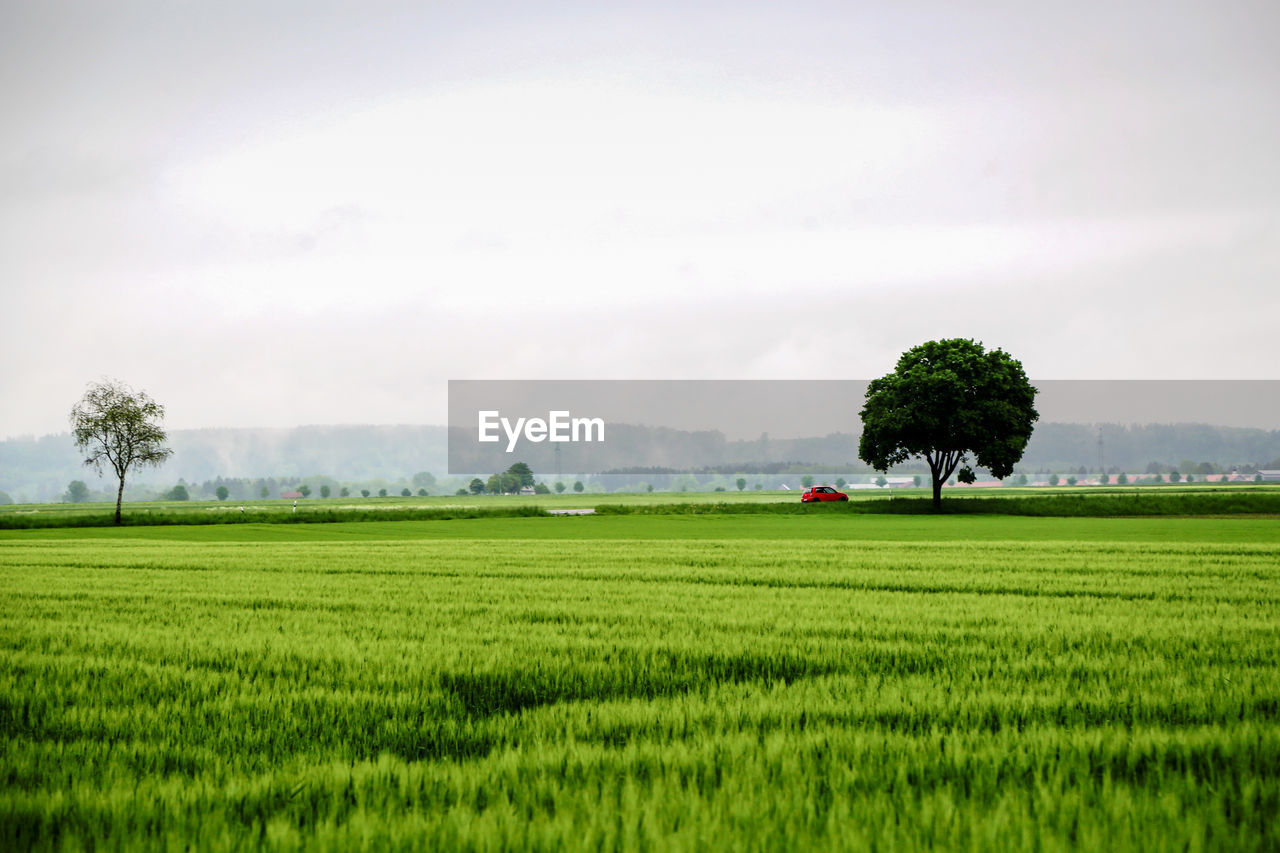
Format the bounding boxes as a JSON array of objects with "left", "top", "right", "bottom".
[{"left": 593, "top": 492, "right": 1280, "bottom": 519}]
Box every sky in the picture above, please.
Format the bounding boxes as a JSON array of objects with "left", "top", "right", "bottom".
[{"left": 2, "top": 0, "right": 1278, "bottom": 439}]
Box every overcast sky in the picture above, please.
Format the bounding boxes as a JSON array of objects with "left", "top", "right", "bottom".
[{"left": 2, "top": 0, "right": 1277, "bottom": 438}]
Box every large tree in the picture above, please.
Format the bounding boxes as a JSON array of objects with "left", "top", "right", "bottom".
[
  {"left": 859, "top": 339, "right": 1038, "bottom": 510},
  {"left": 70, "top": 379, "right": 173, "bottom": 525}
]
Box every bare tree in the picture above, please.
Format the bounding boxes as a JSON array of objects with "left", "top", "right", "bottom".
[{"left": 70, "top": 379, "right": 172, "bottom": 525}]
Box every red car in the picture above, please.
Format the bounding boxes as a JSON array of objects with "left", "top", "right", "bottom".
[{"left": 801, "top": 485, "right": 848, "bottom": 503}]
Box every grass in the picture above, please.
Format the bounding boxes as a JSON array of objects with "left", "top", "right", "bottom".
[
  {"left": 2, "top": 514, "right": 1278, "bottom": 849},
  {"left": 4, "top": 513, "right": 1279, "bottom": 545},
  {"left": 4, "top": 487, "right": 1278, "bottom": 530},
  {"left": 600, "top": 490, "right": 1280, "bottom": 517},
  {"left": 0, "top": 491, "right": 783, "bottom": 529},
  {"left": 0, "top": 502, "right": 551, "bottom": 530}
]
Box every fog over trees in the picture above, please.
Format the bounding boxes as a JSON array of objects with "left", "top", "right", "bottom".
[{"left": 3, "top": 420, "right": 1280, "bottom": 504}]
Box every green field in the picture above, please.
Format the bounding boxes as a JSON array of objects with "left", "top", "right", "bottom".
[
  {"left": 3, "top": 512, "right": 1279, "bottom": 850},
  {"left": 0, "top": 487, "right": 800, "bottom": 519},
  {"left": 6, "top": 485, "right": 1279, "bottom": 530}
]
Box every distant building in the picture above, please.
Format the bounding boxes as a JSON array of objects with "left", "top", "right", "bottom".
[
  {"left": 280, "top": 490, "right": 303, "bottom": 499},
  {"left": 1258, "top": 470, "right": 1280, "bottom": 482}
]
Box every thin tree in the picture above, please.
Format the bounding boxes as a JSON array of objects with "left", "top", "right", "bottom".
[{"left": 70, "top": 379, "right": 172, "bottom": 525}]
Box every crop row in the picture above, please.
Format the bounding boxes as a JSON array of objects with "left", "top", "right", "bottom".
[{"left": 2, "top": 529, "right": 1278, "bottom": 849}]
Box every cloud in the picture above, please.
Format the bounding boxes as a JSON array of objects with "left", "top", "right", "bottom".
[{"left": 2, "top": 1, "right": 1278, "bottom": 438}]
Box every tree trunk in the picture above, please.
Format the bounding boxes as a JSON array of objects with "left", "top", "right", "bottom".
[
  {"left": 928, "top": 451, "right": 957, "bottom": 512},
  {"left": 115, "top": 476, "right": 125, "bottom": 525}
]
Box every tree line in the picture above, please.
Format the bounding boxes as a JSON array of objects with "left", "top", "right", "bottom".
[{"left": 8, "top": 415, "right": 1278, "bottom": 505}]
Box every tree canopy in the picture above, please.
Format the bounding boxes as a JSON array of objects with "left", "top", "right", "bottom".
[
  {"left": 64, "top": 480, "right": 91, "bottom": 503},
  {"left": 507, "top": 462, "right": 535, "bottom": 489},
  {"left": 70, "top": 379, "right": 172, "bottom": 524},
  {"left": 858, "top": 339, "right": 1038, "bottom": 510}
]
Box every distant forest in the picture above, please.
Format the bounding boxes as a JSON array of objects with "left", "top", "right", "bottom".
[
  {"left": 2, "top": 422, "right": 1279, "bottom": 503},
  {"left": 0, "top": 426, "right": 447, "bottom": 504}
]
